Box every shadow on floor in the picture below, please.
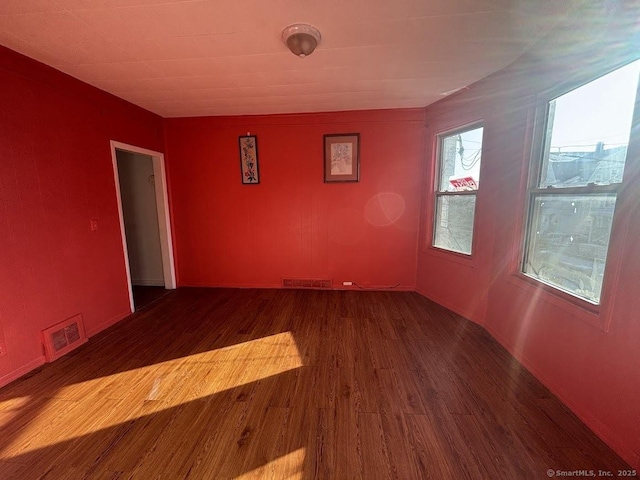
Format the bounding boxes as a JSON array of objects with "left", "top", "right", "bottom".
[{"left": 132, "top": 285, "right": 170, "bottom": 310}]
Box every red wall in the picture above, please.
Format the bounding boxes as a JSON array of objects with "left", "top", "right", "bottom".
[
  {"left": 2, "top": 6, "right": 637, "bottom": 468},
  {"left": 0, "top": 46, "right": 164, "bottom": 386},
  {"left": 417, "top": 3, "right": 640, "bottom": 468},
  {"left": 164, "top": 109, "right": 424, "bottom": 290}
]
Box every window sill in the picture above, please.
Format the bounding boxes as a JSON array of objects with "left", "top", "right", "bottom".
[
  {"left": 506, "top": 272, "right": 608, "bottom": 331},
  {"left": 422, "top": 245, "right": 477, "bottom": 268}
]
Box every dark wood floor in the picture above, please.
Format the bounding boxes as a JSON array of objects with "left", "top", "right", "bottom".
[
  {"left": 0, "top": 288, "right": 629, "bottom": 479},
  {"left": 132, "top": 285, "right": 169, "bottom": 310}
]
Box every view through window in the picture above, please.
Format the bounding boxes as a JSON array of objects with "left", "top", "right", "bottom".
[
  {"left": 522, "top": 59, "right": 640, "bottom": 304},
  {"left": 433, "top": 125, "right": 483, "bottom": 255}
]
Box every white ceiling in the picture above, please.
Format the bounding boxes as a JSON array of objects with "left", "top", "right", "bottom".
[{"left": 0, "top": 0, "right": 581, "bottom": 117}]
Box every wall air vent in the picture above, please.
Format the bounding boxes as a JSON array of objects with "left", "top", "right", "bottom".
[
  {"left": 282, "top": 278, "right": 332, "bottom": 289},
  {"left": 41, "top": 314, "right": 87, "bottom": 362}
]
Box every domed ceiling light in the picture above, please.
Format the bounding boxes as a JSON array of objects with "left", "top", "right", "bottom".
[{"left": 282, "top": 23, "right": 322, "bottom": 58}]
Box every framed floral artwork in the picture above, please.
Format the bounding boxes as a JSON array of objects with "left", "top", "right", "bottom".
[
  {"left": 324, "top": 133, "right": 360, "bottom": 182},
  {"left": 239, "top": 135, "right": 259, "bottom": 184}
]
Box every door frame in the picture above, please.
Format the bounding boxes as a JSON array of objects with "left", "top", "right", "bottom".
[{"left": 110, "top": 140, "right": 176, "bottom": 312}]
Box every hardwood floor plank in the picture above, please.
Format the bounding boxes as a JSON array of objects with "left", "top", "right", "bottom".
[
  {"left": 181, "top": 399, "right": 249, "bottom": 478},
  {"left": 404, "top": 413, "right": 458, "bottom": 479},
  {"left": 451, "top": 413, "right": 515, "bottom": 479},
  {"left": 261, "top": 406, "right": 309, "bottom": 480},
  {"left": 334, "top": 367, "right": 363, "bottom": 480},
  {"left": 357, "top": 412, "right": 392, "bottom": 480},
  {"left": 0, "top": 461, "right": 25, "bottom": 479},
  {"left": 378, "top": 411, "right": 422, "bottom": 480},
  {"left": 312, "top": 408, "right": 336, "bottom": 480}
]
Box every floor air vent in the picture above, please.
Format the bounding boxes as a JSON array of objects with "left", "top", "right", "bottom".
[
  {"left": 282, "top": 278, "right": 332, "bottom": 289},
  {"left": 42, "top": 314, "right": 87, "bottom": 362}
]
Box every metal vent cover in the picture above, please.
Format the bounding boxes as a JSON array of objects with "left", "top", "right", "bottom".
[
  {"left": 281, "top": 278, "right": 332, "bottom": 289},
  {"left": 42, "top": 314, "right": 87, "bottom": 362}
]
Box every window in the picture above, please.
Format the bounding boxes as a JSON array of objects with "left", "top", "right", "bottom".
[
  {"left": 433, "top": 125, "right": 484, "bottom": 255},
  {"left": 522, "top": 59, "right": 640, "bottom": 305}
]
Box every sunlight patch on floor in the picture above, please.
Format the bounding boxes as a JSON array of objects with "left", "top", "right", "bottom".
[
  {"left": 0, "top": 331, "right": 302, "bottom": 458},
  {"left": 235, "top": 447, "right": 305, "bottom": 480},
  {"left": 0, "top": 397, "right": 31, "bottom": 411}
]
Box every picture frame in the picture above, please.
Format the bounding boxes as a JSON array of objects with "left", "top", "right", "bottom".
[
  {"left": 239, "top": 135, "right": 259, "bottom": 184},
  {"left": 324, "top": 133, "right": 360, "bottom": 183}
]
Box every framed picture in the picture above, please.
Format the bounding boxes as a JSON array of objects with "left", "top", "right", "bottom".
[
  {"left": 239, "top": 135, "right": 259, "bottom": 184},
  {"left": 324, "top": 133, "right": 360, "bottom": 182}
]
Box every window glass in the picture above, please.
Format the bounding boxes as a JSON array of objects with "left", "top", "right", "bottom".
[
  {"left": 438, "top": 127, "right": 484, "bottom": 192},
  {"left": 523, "top": 194, "right": 616, "bottom": 304},
  {"left": 540, "top": 60, "right": 639, "bottom": 188},
  {"left": 434, "top": 195, "right": 476, "bottom": 255}
]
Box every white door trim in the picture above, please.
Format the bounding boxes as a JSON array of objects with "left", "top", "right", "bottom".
[{"left": 110, "top": 141, "right": 176, "bottom": 312}]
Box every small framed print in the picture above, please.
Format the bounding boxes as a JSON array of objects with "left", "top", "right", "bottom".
[
  {"left": 239, "top": 135, "right": 259, "bottom": 184},
  {"left": 324, "top": 133, "right": 360, "bottom": 183}
]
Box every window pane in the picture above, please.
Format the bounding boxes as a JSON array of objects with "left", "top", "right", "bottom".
[
  {"left": 434, "top": 194, "right": 476, "bottom": 254},
  {"left": 540, "top": 60, "right": 639, "bottom": 188},
  {"left": 523, "top": 194, "right": 616, "bottom": 304},
  {"left": 438, "top": 127, "right": 483, "bottom": 192}
]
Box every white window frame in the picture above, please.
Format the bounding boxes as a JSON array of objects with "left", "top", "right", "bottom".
[
  {"left": 432, "top": 122, "right": 484, "bottom": 256},
  {"left": 520, "top": 60, "right": 640, "bottom": 314}
]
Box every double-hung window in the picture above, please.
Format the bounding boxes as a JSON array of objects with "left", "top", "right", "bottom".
[
  {"left": 433, "top": 125, "right": 484, "bottom": 255},
  {"left": 522, "top": 59, "right": 640, "bottom": 305}
]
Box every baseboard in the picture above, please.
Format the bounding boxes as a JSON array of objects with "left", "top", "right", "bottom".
[
  {"left": 132, "top": 279, "right": 165, "bottom": 287},
  {"left": 0, "top": 356, "right": 46, "bottom": 389},
  {"left": 85, "top": 310, "right": 132, "bottom": 338},
  {"left": 336, "top": 284, "right": 415, "bottom": 292},
  {"left": 178, "top": 282, "right": 415, "bottom": 291},
  {"left": 178, "top": 282, "right": 283, "bottom": 289},
  {"left": 415, "top": 287, "right": 485, "bottom": 326},
  {"left": 484, "top": 323, "right": 639, "bottom": 470}
]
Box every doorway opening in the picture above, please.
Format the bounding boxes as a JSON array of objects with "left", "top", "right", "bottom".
[{"left": 110, "top": 141, "right": 176, "bottom": 311}]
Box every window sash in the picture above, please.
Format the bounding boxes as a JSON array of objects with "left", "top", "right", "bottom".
[
  {"left": 435, "top": 191, "right": 477, "bottom": 197},
  {"left": 522, "top": 191, "right": 618, "bottom": 304},
  {"left": 432, "top": 123, "right": 483, "bottom": 255},
  {"left": 433, "top": 192, "right": 477, "bottom": 255},
  {"left": 529, "top": 61, "right": 639, "bottom": 192},
  {"left": 528, "top": 184, "right": 620, "bottom": 196},
  {"left": 522, "top": 181, "right": 621, "bottom": 307}
]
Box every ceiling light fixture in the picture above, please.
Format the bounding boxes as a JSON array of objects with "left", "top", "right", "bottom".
[{"left": 282, "top": 23, "right": 321, "bottom": 58}]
